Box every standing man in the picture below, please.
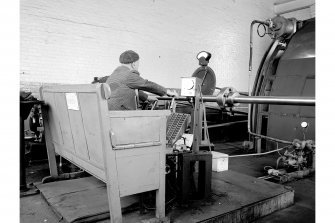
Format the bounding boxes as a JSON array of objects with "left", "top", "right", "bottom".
[{"left": 106, "top": 50, "right": 177, "bottom": 110}]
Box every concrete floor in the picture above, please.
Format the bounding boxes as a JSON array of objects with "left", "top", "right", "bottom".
[
  {"left": 20, "top": 141, "right": 315, "bottom": 223},
  {"left": 215, "top": 142, "right": 315, "bottom": 223}
]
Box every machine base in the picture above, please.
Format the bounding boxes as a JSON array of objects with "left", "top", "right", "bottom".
[{"left": 177, "top": 151, "right": 212, "bottom": 205}]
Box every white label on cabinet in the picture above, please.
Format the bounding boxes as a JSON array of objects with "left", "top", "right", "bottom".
[{"left": 65, "top": 93, "right": 79, "bottom": 110}]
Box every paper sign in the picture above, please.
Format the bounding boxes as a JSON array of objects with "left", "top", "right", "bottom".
[{"left": 65, "top": 93, "right": 79, "bottom": 110}]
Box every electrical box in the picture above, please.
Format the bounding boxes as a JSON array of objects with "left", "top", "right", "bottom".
[{"left": 181, "top": 77, "right": 200, "bottom": 97}]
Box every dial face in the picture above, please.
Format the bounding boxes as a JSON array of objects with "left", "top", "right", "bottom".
[
  {"left": 184, "top": 79, "right": 195, "bottom": 90},
  {"left": 181, "top": 77, "right": 197, "bottom": 96}
]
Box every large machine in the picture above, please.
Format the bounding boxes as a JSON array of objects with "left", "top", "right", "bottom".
[
  {"left": 249, "top": 16, "right": 315, "bottom": 152},
  {"left": 89, "top": 15, "right": 316, "bottom": 207},
  {"left": 153, "top": 15, "right": 316, "bottom": 204}
]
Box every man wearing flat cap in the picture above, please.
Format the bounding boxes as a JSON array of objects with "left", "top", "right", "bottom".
[{"left": 106, "top": 50, "right": 177, "bottom": 110}]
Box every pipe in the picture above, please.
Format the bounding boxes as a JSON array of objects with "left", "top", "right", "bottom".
[
  {"left": 157, "top": 96, "right": 218, "bottom": 102},
  {"left": 249, "top": 20, "right": 285, "bottom": 151},
  {"left": 204, "top": 120, "right": 248, "bottom": 129},
  {"left": 248, "top": 131, "right": 292, "bottom": 145},
  {"left": 200, "top": 96, "right": 218, "bottom": 102},
  {"left": 249, "top": 20, "right": 270, "bottom": 72},
  {"left": 227, "top": 109, "right": 248, "bottom": 115},
  {"left": 248, "top": 40, "right": 281, "bottom": 152},
  {"left": 248, "top": 19, "right": 272, "bottom": 147},
  {"left": 157, "top": 96, "right": 189, "bottom": 101},
  {"left": 279, "top": 168, "right": 315, "bottom": 183},
  {"left": 230, "top": 95, "right": 315, "bottom": 106},
  {"left": 157, "top": 94, "right": 315, "bottom": 150},
  {"left": 238, "top": 95, "right": 315, "bottom": 148},
  {"left": 158, "top": 95, "right": 315, "bottom": 106}
]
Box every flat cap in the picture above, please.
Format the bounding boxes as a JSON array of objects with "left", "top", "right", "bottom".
[{"left": 119, "top": 50, "right": 139, "bottom": 64}]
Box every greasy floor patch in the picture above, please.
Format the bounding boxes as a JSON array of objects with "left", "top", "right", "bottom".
[{"left": 20, "top": 194, "right": 63, "bottom": 223}]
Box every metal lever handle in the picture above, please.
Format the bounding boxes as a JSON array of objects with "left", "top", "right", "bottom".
[
  {"left": 170, "top": 97, "right": 176, "bottom": 113},
  {"left": 151, "top": 101, "right": 158, "bottom": 110}
]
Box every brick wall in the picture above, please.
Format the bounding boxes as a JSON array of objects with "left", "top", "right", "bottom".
[{"left": 21, "top": 0, "right": 275, "bottom": 99}]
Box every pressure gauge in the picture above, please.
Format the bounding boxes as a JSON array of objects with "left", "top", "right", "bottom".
[
  {"left": 185, "top": 79, "right": 195, "bottom": 90},
  {"left": 181, "top": 77, "right": 199, "bottom": 96}
]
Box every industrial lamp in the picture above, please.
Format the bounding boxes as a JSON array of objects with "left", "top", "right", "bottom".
[{"left": 196, "top": 51, "right": 212, "bottom": 66}]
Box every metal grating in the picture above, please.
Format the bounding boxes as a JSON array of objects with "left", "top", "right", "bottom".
[{"left": 166, "top": 113, "right": 190, "bottom": 146}]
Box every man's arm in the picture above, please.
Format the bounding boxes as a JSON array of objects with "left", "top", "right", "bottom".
[
  {"left": 126, "top": 71, "right": 167, "bottom": 96},
  {"left": 138, "top": 90, "right": 148, "bottom": 101}
]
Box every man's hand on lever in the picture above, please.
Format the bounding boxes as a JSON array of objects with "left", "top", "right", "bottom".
[
  {"left": 166, "top": 89, "right": 179, "bottom": 97},
  {"left": 147, "top": 95, "right": 158, "bottom": 102}
]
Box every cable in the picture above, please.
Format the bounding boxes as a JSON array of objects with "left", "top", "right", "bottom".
[
  {"left": 229, "top": 145, "right": 290, "bottom": 158},
  {"left": 276, "top": 156, "right": 284, "bottom": 169}
]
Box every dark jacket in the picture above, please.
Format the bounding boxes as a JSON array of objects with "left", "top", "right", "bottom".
[{"left": 106, "top": 66, "right": 167, "bottom": 110}]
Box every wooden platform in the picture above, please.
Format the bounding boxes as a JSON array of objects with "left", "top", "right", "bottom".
[{"left": 37, "top": 170, "right": 294, "bottom": 223}]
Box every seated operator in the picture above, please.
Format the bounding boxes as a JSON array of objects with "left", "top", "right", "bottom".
[{"left": 106, "top": 50, "right": 178, "bottom": 110}]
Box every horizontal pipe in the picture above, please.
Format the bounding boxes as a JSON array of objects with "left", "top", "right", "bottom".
[
  {"left": 200, "top": 96, "right": 218, "bottom": 102},
  {"left": 205, "top": 120, "right": 248, "bottom": 129},
  {"left": 157, "top": 96, "right": 218, "bottom": 102},
  {"left": 157, "top": 96, "right": 188, "bottom": 101},
  {"left": 230, "top": 96, "right": 315, "bottom": 106},
  {"left": 251, "top": 20, "right": 270, "bottom": 26},
  {"left": 157, "top": 95, "right": 315, "bottom": 106}
]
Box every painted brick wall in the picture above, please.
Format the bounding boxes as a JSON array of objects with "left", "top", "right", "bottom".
[{"left": 21, "top": 0, "right": 275, "bottom": 98}]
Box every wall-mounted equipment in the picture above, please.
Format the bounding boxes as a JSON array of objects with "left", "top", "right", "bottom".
[{"left": 249, "top": 16, "right": 315, "bottom": 152}]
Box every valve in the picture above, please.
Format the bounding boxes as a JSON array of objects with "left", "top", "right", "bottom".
[
  {"left": 268, "top": 16, "right": 297, "bottom": 39},
  {"left": 216, "top": 87, "right": 240, "bottom": 109}
]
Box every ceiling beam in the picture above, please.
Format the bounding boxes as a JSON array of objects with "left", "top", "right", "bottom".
[
  {"left": 274, "top": 0, "right": 315, "bottom": 15},
  {"left": 274, "top": 0, "right": 295, "bottom": 6}
]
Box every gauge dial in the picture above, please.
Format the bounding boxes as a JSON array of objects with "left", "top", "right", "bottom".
[{"left": 185, "top": 79, "right": 195, "bottom": 90}]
